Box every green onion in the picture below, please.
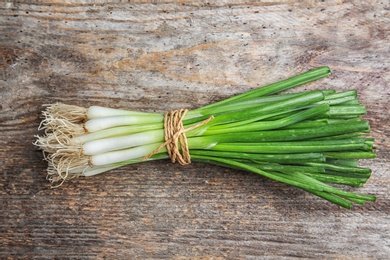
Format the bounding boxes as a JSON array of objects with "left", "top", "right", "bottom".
[{"left": 34, "top": 66, "right": 376, "bottom": 208}]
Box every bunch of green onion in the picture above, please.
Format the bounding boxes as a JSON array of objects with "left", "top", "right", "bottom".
[{"left": 35, "top": 66, "right": 376, "bottom": 208}]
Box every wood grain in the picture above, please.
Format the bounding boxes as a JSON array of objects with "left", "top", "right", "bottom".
[{"left": 1, "top": 0, "right": 389, "bottom": 258}]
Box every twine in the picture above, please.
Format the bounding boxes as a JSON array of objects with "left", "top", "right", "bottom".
[{"left": 143, "top": 109, "right": 214, "bottom": 165}]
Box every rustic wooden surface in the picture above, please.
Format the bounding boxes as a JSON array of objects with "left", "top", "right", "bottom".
[{"left": 1, "top": 0, "right": 389, "bottom": 258}]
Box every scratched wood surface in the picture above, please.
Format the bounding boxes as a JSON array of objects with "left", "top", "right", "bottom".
[{"left": 1, "top": 0, "right": 389, "bottom": 258}]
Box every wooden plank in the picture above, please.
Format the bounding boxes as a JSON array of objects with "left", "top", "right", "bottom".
[{"left": 1, "top": 1, "right": 389, "bottom": 258}]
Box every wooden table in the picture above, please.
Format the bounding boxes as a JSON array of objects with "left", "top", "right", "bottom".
[{"left": 1, "top": 1, "right": 389, "bottom": 258}]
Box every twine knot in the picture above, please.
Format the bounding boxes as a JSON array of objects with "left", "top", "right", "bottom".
[{"left": 143, "top": 109, "right": 214, "bottom": 165}]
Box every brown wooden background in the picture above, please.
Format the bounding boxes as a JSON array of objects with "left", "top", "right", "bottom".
[{"left": 1, "top": 0, "right": 389, "bottom": 258}]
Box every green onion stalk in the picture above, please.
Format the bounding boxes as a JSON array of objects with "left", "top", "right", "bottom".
[{"left": 35, "top": 66, "right": 376, "bottom": 208}]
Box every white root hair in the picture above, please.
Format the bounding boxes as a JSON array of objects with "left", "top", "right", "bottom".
[
  {"left": 45, "top": 148, "right": 90, "bottom": 186},
  {"left": 38, "top": 116, "right": 85, "bottom": 136},
  {"left": 35, "top": 103, "right": 91, "bottom": 186},
  {"left": 42, "top": 103, "right": 88, "bottom": 123}
]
